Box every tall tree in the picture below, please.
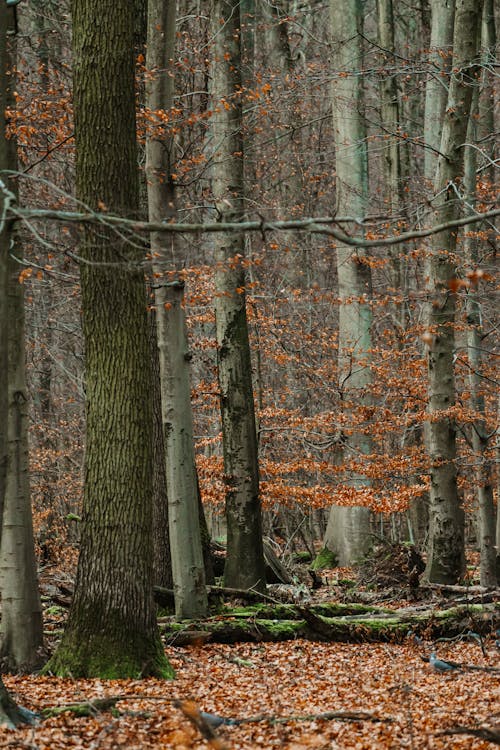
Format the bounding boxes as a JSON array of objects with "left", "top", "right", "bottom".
[
  {"left": 209, "top": 0, "right": 266, "bottom": 591},
  {"left": 320, "top": 0, "right": 373, "bottom": 566},
  {"left": 462, "top": 1, "right": 497, "bottom": 586},
  {"left": 146, "top": 0, "right": 207, "bottom": 619},
  {"left": 0, "top": 3, "right": 43, "bottom": 670},
  {"left": 45, "top": 0, "right": 172, "bottom": 677},
  {"left": 424, "top": 0, "right": 483, "bottom": 584},
  {"left": 0, "top": 0, "right": 38, "bottom": 724}
]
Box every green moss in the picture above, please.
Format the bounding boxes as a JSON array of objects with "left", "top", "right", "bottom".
[
  {"left": 43, "top": 628, "right": 174, "bottom": 679},
  {"left": 257, "top": 619, "right": 305, "bottom": 638},
  {"left": 293, "top": 551, "right": 312, "bottom": 563},
  {"left": 312, "top": 602, "right": 393, "bottom": 617},
  {"left": 45, "top": 606, "right": 66, "bottom": 617},
  {"left": 311, "top": 547, "right": 337, "bottom": 570}
]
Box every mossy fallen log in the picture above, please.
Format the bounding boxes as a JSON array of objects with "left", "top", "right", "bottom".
[{"left": 160, "top": 602, "right": 499, "bottom": 645}]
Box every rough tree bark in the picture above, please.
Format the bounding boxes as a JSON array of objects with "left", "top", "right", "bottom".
[
  {"left": 209, "top": 0, "right": 266, "bottom": 592},
  {"left": 44, "top": 0, "right": 172, "bottom": 678},
  {"left": 424, "top": 0, "right": 483, "bottom": 584},
  {"left": 321, "top": 0, "right": 373, "bottom": 567}
]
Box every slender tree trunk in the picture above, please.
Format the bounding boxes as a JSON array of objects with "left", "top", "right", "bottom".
[
  {"left": 376, "top": 0, "right": 403, "bottom": 298},
  {"left": 209, "top": 0, "right": 266, "bottom": 592},
  {"left": 424, "top": 0, "right": 483, "bottom": 584},
  {"left": 462, "top": 6, "right": 497, "bottom": 587},
  {"left": 45, "top": 0, "right": 171, "bottom": 678},
  {"left": 150, "top": 310, "right": 172, "bottom": 590},
  {"left": 146, "top": 0, "right": 207, "bottom": 619},
  {"left": 0, "top": 235, "right": 44, "bottom": 671},
  {"left": 0, "top": 18, "right": 43, "bottom": 670},
  {"left": 0, "top": 2, "right": 9, "bottom": 520},
  {"left": 423, "top": 0, "right": 455, "bottom": 181},
  {"left": 321, "top": 0, "right": 373, "bottom": 567},
  {"left": 0, "top": 1, "right": 38, "bottom": 722}
]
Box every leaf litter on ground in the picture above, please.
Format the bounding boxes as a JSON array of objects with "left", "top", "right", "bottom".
[{"left": 1, "top": 638, "right": 499, "bottom": 749}]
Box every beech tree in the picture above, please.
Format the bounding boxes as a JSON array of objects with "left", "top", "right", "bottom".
[
  {"left": 146, "top": 0, "right": 207, "bottom": 619},
  {"left": 208, "top": 0, "right": 266, "bottom": 591},
  {"left": 0, "top": 0, "right": 39, "bottom": 724},
  {"left": 45, "top": 0, "right": 172, "bottom": 677},
  {"left": 0, "top": 2, "right": 43, "bottom": 670},
  {"left": 462, "top": 0, "right": 497, "bottom": 586},
  {"left": 320, "top": 0, "right": 373, "bottom": 567},
  {"left": 424, "top": 0, "right": 483, "bottom": 584}
]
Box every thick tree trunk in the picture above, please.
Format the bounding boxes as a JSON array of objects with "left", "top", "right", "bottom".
[
  {"left": 424, "top": 0, "right": 483, "bottom": 584},
  {"left": 45, "top": 0, "right": 171, "bottom": 678},
  {"left": 146, "top": 0, "right": 207, "bottom": 619},
  {"left": 321, "top": 0, "right": 372, "bottom": 566},
  {"left": 209, "top": 0, "right": 266, "bottom": 592}
]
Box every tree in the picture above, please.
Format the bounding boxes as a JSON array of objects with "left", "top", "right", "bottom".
[
  {"left": 320, "top": 0, "right": 373, "bottom": 567},
  {"left": 462, "top": 0, "right": 497, "bottom": 586},
  {"left": 209, "top": 0, "right": 266, "bottom": 591},
  {"left": 0, "top": 1, "right": 43, "bottom": 670},
  {"left": 44, "top": 0, "right": 172, "bottom": 678},
  {"left": 423, "top": 0, "right": 455, "bottom": 182},
  {"left": 146, "top": 0, "right": 207, "bottom": 619},
  {"left": 424, "top": 0, "right": 483, "bottom": 584},
  {"left": 0, "top": 0, "right": 39, "bottom": 724}
]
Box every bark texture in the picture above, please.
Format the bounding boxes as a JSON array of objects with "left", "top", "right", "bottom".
[
  {"left": 322, "top": 0, "right": 372, "bottom": 566},
  {"left": 209, "top": 0, "right": 266, "bottom": 592},
  {"left": 424, "top": 0, "right": 483, "bottom": 584},
  {"left": 45, "top": 0, "right": 171, "bottom": 678}
]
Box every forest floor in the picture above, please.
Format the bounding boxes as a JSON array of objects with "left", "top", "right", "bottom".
[{"left": 1, "top": 558, "right": 499, "bottom": 749}]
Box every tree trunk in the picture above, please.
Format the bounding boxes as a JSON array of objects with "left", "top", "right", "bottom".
[
  {"left": 44, "top": 0, "right": 172, "bottom": 678},
  {"left": 0, "top": 0, "right": 9, "bottom": 522},
  {"left": 0, "top": 236, "right": 44, "bottom": 670},
  {"left": 0, "top": 17, "right": 43, "bottom": 670},
  {"left": 146, "top": 0, "right": 207, "bottom": 619},
  {"left": 321, "top": 0, "right": 373, "bottom": 566},
  {"left": 461, "top": 3, "right": 497, "bottom": 587},
  {"left": 150, "top": 310, "right": 172, "bottom": 590},
  {"left": 424, "top": 0, "right": 483, "bottom": 584},
  {"left": 376, "top": 0, "right": 403, "bottom": 299},
  {"left": 209, "top": 0, "right": 266, "bottom": 592},
  {"left": 423, "top": 0, "right": 455, "bottom": 181},
  {"left": 0, "top": 0, "right": 39, "bottom": 720}
]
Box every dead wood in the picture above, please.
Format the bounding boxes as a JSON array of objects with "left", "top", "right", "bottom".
[{"left": 160, "top": 602, "right": 499, "bottom": 645}]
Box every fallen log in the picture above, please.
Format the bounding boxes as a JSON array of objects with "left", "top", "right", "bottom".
[{"left": 160, "top": 602, "right": 499, "bottom": 645}]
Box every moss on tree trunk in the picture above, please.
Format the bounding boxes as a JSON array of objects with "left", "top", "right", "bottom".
[{"left": 44, "top": 0, "right": 172, "bottom": 679}]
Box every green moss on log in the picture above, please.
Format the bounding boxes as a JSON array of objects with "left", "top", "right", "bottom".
[{"left": 311, "top": 547, "right": 337, "bottom": 570}]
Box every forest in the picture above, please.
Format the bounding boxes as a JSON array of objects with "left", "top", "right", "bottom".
[{"left": 0, "top": 0, "right": 498, "bottom": 747}]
